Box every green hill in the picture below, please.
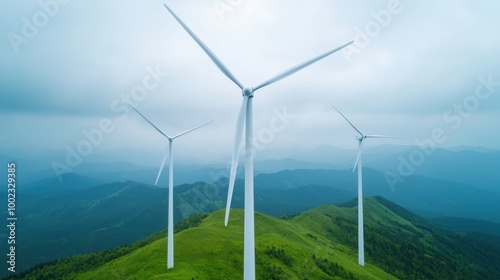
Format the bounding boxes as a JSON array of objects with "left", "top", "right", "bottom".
[
  {"left": 11, "top": 167, "right": 500, "bottom": 276},
  {"left": 8, "top": 179, "right": 352, "bottom": 274},
  {"left": 9, "top": 197, "right": 500, "bottom": 280}
]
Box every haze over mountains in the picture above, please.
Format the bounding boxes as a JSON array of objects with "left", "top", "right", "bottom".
[
  {"left": 3, "top": 0, "right": 500, "bottom": 278},
  {"left": 1, "top": 144, "right": 499, "bottom": 277},
  {"left": 5, "top": 144, "right": 499, "bottom": 191}
]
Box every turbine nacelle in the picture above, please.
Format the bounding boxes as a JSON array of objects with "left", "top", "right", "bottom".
[
  {"left": 332, "top": 105, "right": 402, "bottom": 267},
  {"left": 163, "top": 3, "right": 354, "bottom": 278},
  {"left": 129, "top": 105, "right": 212, "bottom": 269},
  {"left": 242, "top": 87, "right": 254, "bottom": 97}
]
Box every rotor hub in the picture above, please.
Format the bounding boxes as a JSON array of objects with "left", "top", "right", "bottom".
[
  {"left": 242, "top": 87, "right": 254, "bottom": 97},
  {"left": 355, "top": 135, "right": 364, "bottom": 141}
]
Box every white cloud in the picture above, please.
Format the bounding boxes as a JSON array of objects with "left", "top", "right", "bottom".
[{"left": 1, "top": 0, "right": 499, "bottom": 167}]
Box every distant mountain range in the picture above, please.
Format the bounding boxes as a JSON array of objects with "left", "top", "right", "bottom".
[
  {"left": 5, "top": 177, "right": 355, "bottom": 275},
  {"left": 1, "top": 145, "right": 498, "bottom": 277},
  {"left": 3, "top": 164, "right": 500, "bottom": 277},
  {"left": 254, "top": 168, "right": 500, "bottom": 223},
  {"left": 10, "top": 197, "right": 500, "bottom": 279},
  {"left": 6, "top": 144, "right": 499, "bottom": 193},
  {"left": 361, "top": 145, "right": 500, "bottom": 194}
]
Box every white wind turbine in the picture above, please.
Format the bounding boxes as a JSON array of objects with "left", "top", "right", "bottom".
[
  {"left": 163, "top": 3, "right": 353, "bottom": 279},
  {"left": 130, "top": 105, "right": 213, "bottom": 269},
  {"left": 332, "top": 105, "right": 399, "bottom": 266}
]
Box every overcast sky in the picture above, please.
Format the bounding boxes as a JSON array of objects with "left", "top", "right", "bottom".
[{"left": 1, "top": 0, "right": 499, "bottom": 168}]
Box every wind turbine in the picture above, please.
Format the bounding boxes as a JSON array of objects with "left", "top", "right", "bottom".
[
  {"left": 332, "top": 105, "right": 399, "bottom": 266},
  {"left": 130, "top": 105, "right": 212, "bottom": 269},
  {"left": 163, "top": 3, "right": 353, "bottom": 279}
]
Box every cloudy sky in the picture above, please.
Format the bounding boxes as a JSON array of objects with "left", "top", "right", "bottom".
[{"left": 1, "top": 0, "right": 499, "bottom": 169}]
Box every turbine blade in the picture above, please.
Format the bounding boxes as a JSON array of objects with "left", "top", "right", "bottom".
[
  {"left": 129, "top": 105, "right": 170, "bottom": 139},
  {"left": 365, "top": 135, "right": 402, "bottom": 139},
  {"left": 332, "top": 105, "right": 363, "bottom": 136},
  {"left": 163, "top": 3, "right": 244, "bottom": 90},
  {"left": 353, "top": 139, "right": 365, "bottom": 172},
  {"left": 224, "top": 96, "right": 248, "bottom": 226},
  {"left": 253, "top": 41, "right": 353, "bottom": 91},
  {"left": 172, "top": 120, "right": 214, "bottom": 139},
  {"left": 155, "top": 144, "right": 170, "bottom": 186}
]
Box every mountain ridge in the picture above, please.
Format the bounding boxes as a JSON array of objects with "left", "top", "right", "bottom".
[
  {"left": 6, "top": 166, "right": 499, "bottom": 275},
  {"left": 8, "top": 197, "right": 500, "bottom": 279}
]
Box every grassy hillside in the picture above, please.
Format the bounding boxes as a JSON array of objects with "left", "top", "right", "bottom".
[
  {"left": 10, "top": 167, "right": 500, "bottom": 276},
  {"left": 9, "top": 197, "right": 500, "bottom": 280},
  {"left": 8, "top": 179, "right": 352, "bottom": 274}
]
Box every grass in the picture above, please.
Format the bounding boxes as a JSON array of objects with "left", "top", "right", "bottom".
[
  {"left": 74, "top": 204, "right": 396, "bottom": 280},
  {"left": 13, "top": 196, "right": 500, "bottom": 279}
]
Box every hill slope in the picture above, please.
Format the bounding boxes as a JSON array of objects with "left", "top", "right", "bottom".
[
  {"left": 8, "top": 179, "right": 352, "bottom": 275},
  {"left": 10, "top": 197, "right": 500, "bottom": 280},
  {"left": 7, "top": 166, "right": 500, "bottom": 276},
  {"left": 255, "top": 168, "right": 500, "bottom": 223}
]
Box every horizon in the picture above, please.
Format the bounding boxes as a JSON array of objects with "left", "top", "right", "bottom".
[
  {"left": 1, "top": 1, "right": 500, "bottom": 176},
  {"left": 5, "top": 143, "right": 499, "bottom": 187},
  {"left": 1, "top": 1, "right": 500, "bottom": 278}
]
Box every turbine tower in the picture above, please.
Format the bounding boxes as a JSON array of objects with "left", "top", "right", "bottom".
[
  {"left": 332, "top": 105, "right": 399, "bottom": 266},
  {"left": 130, "top": 105, "right": 212, "bottom": 269},
  {"left": 163, "top": 3, "right": 353, "bottom": 279}
]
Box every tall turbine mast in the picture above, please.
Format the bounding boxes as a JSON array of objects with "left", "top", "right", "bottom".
[
  {"left": 163, "top": 3, "right": 353, "bottom": 278},
  {"left": 130, "top": 105, "right": 213, "bottom": 268},
  {"left": 333, "top": 105, "right": 399, "bottom": 266}
]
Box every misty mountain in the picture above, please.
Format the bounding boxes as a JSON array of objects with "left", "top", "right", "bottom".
[
  {"left": 8, "top": 178, "right": 354, "bottom": 274},
  {"left": 7, "top": 145, "right": 500, "bottom": 194},
  {"left": 254, "top": 168, "right": 500, "bottom": 223},
  {"left": 365, "top": 146, "right": 500, "bottom": 193},
  {"left": 259, "top": 144, "right": 500, "bottom": 194},
  {"left": 23, "top": 173, "right": 103, "bottom": 194},
  {"left": 6, "top": 164, "right": 500, "bottom": 275}
]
